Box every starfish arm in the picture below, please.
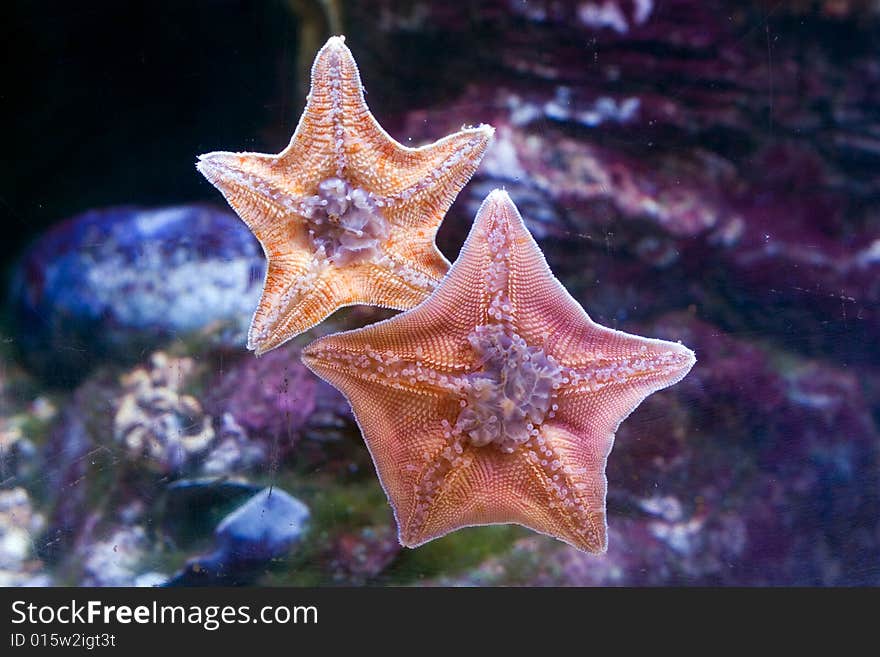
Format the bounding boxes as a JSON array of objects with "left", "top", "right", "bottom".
[
  {"left": 463, "top": 189, "right": 585, "bottom": 344},
  {"left": 521, "top": 423, "right": 611, "bottom": 552},
  {"left": 302, "top": 314, "right": 469, "bottom": 395},
  {"left": 302, "top": 37, "right": 493, "bottom": 199},
  {"left": 301, "top": 298, "right": 473, "bottom": 373},
  {"left": 272, "top": 37, "right": 350, "bottom": 184},
  {"left": 536, "top": 341, "right": 693, "bottom": 548},
  {"left": 358, "top": 234, "right": 450, "bottom": 302},
  {"left": 435, "top": 187, "right": 546, "bottom": 333},
  {"left": 302, "top": 222, "right": 499, "bottom": 370},
  {"left": 297, "top": 363, "right": 465, "bottom": 536},
  {"left": 558, "top": 326, "right": 696, "bottom": 398},
  {"left": 248, "top": 257, "right": 341, "bottom": 354},
  {"left": 399, "top": 446, "right": 499, "bottom": 547},
  {"left": 357, "top": 257, "right": 442, "bottom": 308},
  {"left": 394, "top": 435, "right": 605, "bottom": 552},
  {"left": 196, "top": 153, "right": 314, "bottom": 252},
  {"left": 371, "top": 125, "right": 495, "bottom": 227},
  {"left": 550, "top": 335, "right": 694, "bottom": 463},
  {"left": 473, "top": 190, "right": 696, "bottom": 376},
  {"left": 278, "top": 35, "right": 494, "bottom": 207}
]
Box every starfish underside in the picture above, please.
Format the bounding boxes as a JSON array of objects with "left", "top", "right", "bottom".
[
  {"left": 197, "top": 36, "right": 493, "bottom": 354},
  {"left": 303, "top": 190, "right": 696, "bottom": 553}
]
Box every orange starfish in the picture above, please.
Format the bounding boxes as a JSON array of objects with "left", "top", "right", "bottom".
[
  {"left": 302, "top": 189, "right": 696, "bottom": 553},
  {"left": 197, "top": 36, "right": 493, "bottom": 354}
]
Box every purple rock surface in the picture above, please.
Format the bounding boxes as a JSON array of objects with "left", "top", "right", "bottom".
[
  {"left": 205, "top": 343, "right": 362, "bottom": 470},
  {"left": 205, "top": 347, "right": 317, "bottom": 451}
]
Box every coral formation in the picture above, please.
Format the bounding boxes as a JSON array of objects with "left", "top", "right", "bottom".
[
  {"left": 114, "top": 352, "right": 215, "bottom": 473},
  {"left": 113, "top": 352, "right": 269, "bottom": 476}
]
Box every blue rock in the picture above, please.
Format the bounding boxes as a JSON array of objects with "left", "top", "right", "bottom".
[
  {"left": 215, "top": 487, "right": 310, "bottom": 563},
  {"left": 164, "top": 486, "right": 309, "bottom": 586},
  {"left": 10, "top": 204, "right": 265, "bottom": 380}
]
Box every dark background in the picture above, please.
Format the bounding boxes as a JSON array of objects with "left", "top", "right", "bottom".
[{"left": 2, "top": 1, "right": 303, "bottom": 285}]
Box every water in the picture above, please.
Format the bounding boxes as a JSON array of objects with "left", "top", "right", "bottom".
[{"left": 1, "top": 1, "right": 877, "bottom": 586}]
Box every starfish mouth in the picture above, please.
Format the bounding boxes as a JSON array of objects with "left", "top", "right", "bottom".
[
  {"left": 300, "top": 177, "right": 389, "bottom": 266},
  {"left": 454, "top": 325, "right": 563, "bottom": 453}
]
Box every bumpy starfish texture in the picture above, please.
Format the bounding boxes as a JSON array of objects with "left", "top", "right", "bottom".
[
  {"left": 197, "top": 36, "right": 493, "bottom": 354},
  {"left": 303, "top": 189, "right": 696, "bottom": 553}
]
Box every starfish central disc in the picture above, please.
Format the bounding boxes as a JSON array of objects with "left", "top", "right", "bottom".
[
  {"left": 300, "top": 177, "right": 388, "bottom": 265},
  {"left": 455, "top": 325, "right": 563, "bottom": 453}
]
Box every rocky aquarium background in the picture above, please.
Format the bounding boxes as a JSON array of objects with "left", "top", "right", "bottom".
[{"left": 1, "top": 0, "right": 878, "bottom": 586}]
